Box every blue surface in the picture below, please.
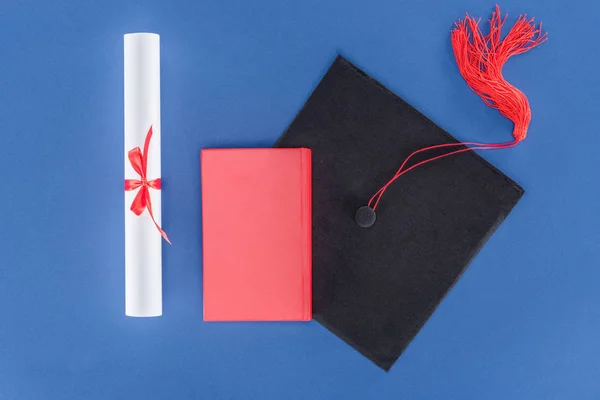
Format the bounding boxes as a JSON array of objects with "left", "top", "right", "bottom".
[{"left": 1, "top": 0, "right": 598, "bottom": 398}]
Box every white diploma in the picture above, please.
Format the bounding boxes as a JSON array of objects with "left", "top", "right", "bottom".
[{"left": 124, "top": 33, "right": 167, "bottom": 317}]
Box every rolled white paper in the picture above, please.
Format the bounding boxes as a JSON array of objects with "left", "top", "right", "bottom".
[{"left": 124, "top": 33, "right": 162, "bottom": 317}]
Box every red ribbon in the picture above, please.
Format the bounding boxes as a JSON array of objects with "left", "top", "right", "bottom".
[{"left": 124, "top": 125, "right": 171, "bottom": 244}]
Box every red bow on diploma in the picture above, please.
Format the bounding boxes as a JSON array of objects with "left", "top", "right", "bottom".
[{"left": 124, "top": 125, "right": 171, "bottom": 244}]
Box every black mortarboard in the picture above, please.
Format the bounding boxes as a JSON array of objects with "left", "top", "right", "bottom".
[{"left": 275, "top": 56, "right": 524, "bottom": 371}]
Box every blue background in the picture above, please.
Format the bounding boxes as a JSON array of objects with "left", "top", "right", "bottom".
[{"left": 1, "top": 0, "right": 598, "bottom": 398}]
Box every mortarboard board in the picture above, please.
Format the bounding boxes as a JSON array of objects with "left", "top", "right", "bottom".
[{"left": 274, "top": 55, "right": 527, "bottom": 370}]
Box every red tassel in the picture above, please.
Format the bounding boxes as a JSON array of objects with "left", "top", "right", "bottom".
[
  {"left": 451, "top": 5, "right": 547, "bottom": 142},
  {"left": 365, "top": 6, "right": 546, "bottom": 214}
]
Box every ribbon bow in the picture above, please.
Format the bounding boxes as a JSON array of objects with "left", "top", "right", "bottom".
[{"left": 124, "top": 125, "right": 170, "bottom": 244}]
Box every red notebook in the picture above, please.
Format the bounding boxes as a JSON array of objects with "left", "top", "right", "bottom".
[{"left": 201, "top": 148, "right": 312, "bottom": 321}]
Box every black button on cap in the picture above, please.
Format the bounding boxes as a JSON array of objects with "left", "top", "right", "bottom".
[{"left": 355, "top": 206, "right": 376, "bottom": 228}]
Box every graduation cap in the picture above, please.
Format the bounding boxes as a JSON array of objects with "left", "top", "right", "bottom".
[{"left": 275, "top": 6, "right": 546, "bottom": 370}]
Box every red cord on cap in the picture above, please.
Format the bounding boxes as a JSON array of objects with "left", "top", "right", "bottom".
[{"left": 369, "top": 5, "right": 546, "bottom": 211}]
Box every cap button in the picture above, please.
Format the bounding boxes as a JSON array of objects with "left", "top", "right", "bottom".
[{"left": 355, "top": 206, "right": 376, "bottom": 228}]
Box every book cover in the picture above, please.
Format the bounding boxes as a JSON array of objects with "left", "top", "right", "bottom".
[{"left": 201, "top": 148, "right": 312, "bottom": 321}]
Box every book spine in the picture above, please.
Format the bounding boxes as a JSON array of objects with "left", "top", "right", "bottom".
[{"left": 301, "top": 148, "right": 312, "bottom": 321}]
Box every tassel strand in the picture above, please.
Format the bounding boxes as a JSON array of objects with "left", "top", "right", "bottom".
[{"left": 368, "top": 5, "right": 546, "bottom": 212}]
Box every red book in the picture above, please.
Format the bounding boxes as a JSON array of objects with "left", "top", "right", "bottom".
[{"left": 201, "top": 148, "right": 312, "bottom": 321}]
